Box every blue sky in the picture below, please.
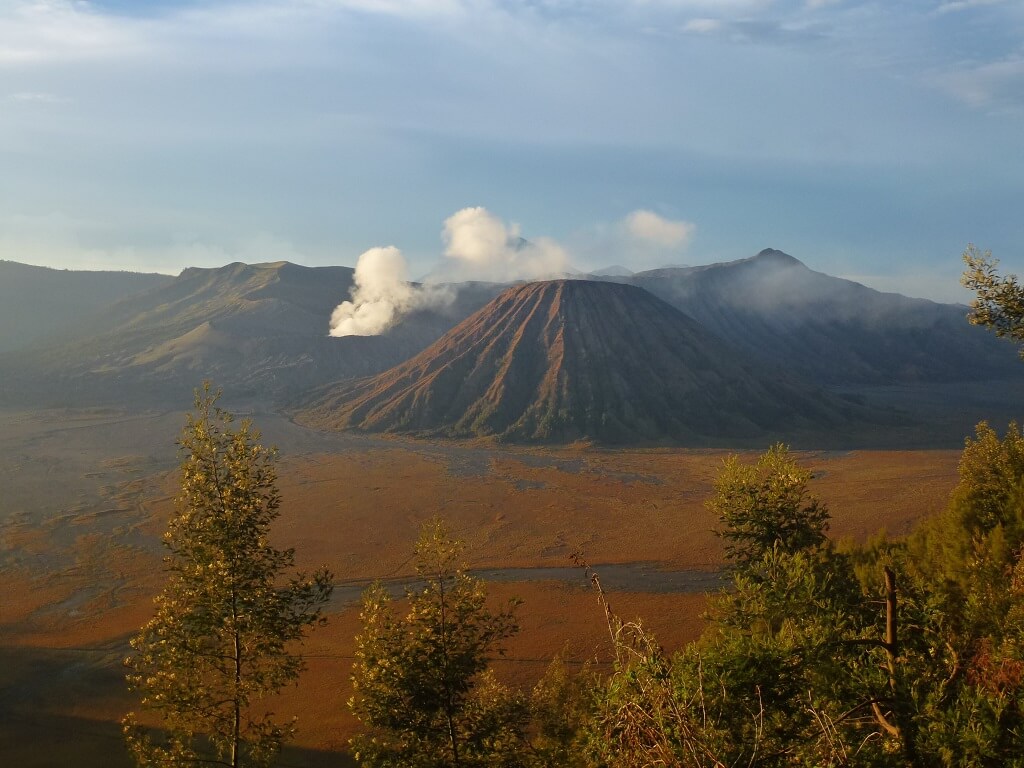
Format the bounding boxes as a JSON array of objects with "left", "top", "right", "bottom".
[{"left": 1, "top": 0, "right": 1022, "bottom": 301}]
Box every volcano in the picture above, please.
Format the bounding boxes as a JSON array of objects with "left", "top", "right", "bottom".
[{"left": 301, "top": 279, "right": 882, "bottom": 444}]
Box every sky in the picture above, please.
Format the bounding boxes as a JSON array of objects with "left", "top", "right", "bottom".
[{"left": 1, "top": 0, "right": 1022, "bottom": 302}]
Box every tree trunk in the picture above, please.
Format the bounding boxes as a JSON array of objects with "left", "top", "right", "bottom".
[
  {"left": 232, "top": 590, "right": 242, "bottom": 768},
  {"left": 437, "top": 570, "right": 460, "bottom": 768},
  {"left": 877, "top": 566, "right": 920, "bottom": 768}
]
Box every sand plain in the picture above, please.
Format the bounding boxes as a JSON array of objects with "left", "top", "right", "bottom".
[{"left": 0, "top": 406, "right": 964, "bottom": 766}]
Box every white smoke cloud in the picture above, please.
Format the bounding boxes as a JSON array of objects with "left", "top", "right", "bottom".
[
  {"left": 328, "top": 246, "right": 452, "bottom": 337},
  {"left": 329, "top": 207, "right": 571, "bottom": 336},
  {"left": 435, "top": 206, "right": 570, "bottom": 283},
  {"left": 624, "top": 209, "right": 696, "bottom": 248}
]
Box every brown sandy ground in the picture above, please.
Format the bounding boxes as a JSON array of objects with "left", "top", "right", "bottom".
[{"left": 0, "top": 407, "right": 963, "bottom": 765}]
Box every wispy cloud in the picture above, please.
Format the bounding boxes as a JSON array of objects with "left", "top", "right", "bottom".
[
  {"left": 936, "top": 53, "right": 1024, "bottom": 111},
  {"left": 936, "top": 0, "right": 1008, "bottom": 15},
  {"left": 7, "top": 90, "right": 68, "bottom": 103},
  {"left": 624, "top": 210, "right": 695, "bottom": 249},
  {"left": 0, "top": 1, "right": 152, "bottom": 66},
  {"left": 317, "top": 0, "right": 469, "bottom": 17},
  {"left": 679, "top": 17, "right": 829, "bottom": 46},
  {"left": 631, "top": 0, "right": 771, "bottom": 11},
  {"left": 681, "top": 17, "right": 721, "bottom": 33},
  {"left": 0, "top": 212, "right": 308, "bottom": 274}
]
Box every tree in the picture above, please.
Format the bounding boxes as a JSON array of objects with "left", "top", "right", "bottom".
[
  {"left": 699, "top": 446, "right": 907, "bottom": 766},
  {"left": 528, "top": 654, "right": 595, "bottom": 768},
  {"left": 123, "top": 384, "right": 333, "bottom": 768},
  {"left": 579, "top": 446, "right": 912, "bottom": 766},
  {"left": 707, "top": 443, "right": 829, "bottom": 572},
  {"left": 901, "top": 422, "right": 1024, "bottom": 766},
  {"left": 962, "top": 243, "right": 1024, "bottom": 356},
  {"left": 349, "top": 519, "right": 526, "bottom": 767}
]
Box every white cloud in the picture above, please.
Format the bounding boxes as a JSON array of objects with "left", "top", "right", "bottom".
[
  {"left": 7, "top": 90, "right": 67, "bottom": 103},
  {"left": 936, "top": 54, "right": 1024, "bottom": 111},
  {"left": 313, "top": 0, "right": 469, "bottom": 17},
  {"left": 567, "top": 210, "right": 698, "bottom": 273},
  {"left": 624, "top": 210, "right": 695, "bottom": 248},
  {"left": 936, "top": 0, "right": 1007, "bottom": 14},
  {"left": 434, "top": 206, "right": 570, "bottom": 282},
  {"left": 631, "top": 0, "right": 769, "bottom": 10},
  {"left": 0, "top": 1, "right": 151, "bottom": 66},
  {"left": 681, "top": 17, "right": 721, "bottom": 33}
]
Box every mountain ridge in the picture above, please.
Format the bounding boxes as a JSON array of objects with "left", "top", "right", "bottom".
[
  {"left": 299, "top": 279, "right": 888, "bottom": 445},
  {"left": 1, "top": 251, "right": 1019, "bottom": 442},
  {"left": 0, "top": 260, "right": 174, "bottom": 354},
  {"left": 0, "top": 260, "right": 496, "bottom": 405}
]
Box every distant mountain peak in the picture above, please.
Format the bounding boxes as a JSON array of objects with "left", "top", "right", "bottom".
[{"left": 753, "top": 248, "right": 802, "bottom": 265}]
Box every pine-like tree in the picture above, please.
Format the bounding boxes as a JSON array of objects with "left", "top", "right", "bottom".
[
  {"left": 349, "top": 519, "right": 526, "bottom": 767},
  {"left": 123, "top": 385, "right": 333, "bottom": 768}
]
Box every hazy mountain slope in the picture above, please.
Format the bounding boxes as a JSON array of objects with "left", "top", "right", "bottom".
[
  {"left": 629, "top": 249, "right": 1018, "bottom": 386},
  {"left": 0, "top": 262, "right": 499, "bottom": 406},
  {"left": 3, "top": 251, "right": 1017, "bottom": 427},
  {"left": 301, "top": 280, "right": 884, "bottom": 445},
  {"left": 0, "top": 260, "right": 173, "bottom": 354}
]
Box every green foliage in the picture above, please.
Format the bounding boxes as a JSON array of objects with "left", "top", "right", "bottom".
[
  {"left": 575, "top": 565, "right": 728, "bottom": 768},
  {"left": 584, "top": 447, "right": 909, "bottom": 766},
  {"left": 697, "top": 545, "right": 898, "bottom": 767},
  {"left": 962, "top": 244, "right": 1024, "bottom": 356},
  {"left": 339, "top": 433, "right": 1024, "bottom": 767},
  {"left": 340, "top": 431, "right": 1024, "bottom": 767},
  {"left": 707, "top": 443, "right": 829, "bottom": 571},
  {"left": 586, "top": 625, "right": 725, "bottom": 768},
  {"left": 703, "top": 451, "right": 896, "bottom": 764},
  {"left": 910, "top": 422, "right": 1024, "bottom": 629},
  {"left": 123, "top": 384, "right": 333, "bottom": 768},
  {"left": 954, "top": 421, "right": 1024, "bottom": 531},
  {"left": 900, "top": 421, "right": 1024, "bottom": 766},
  {"left": 349, "top": 519, "right": 527, "bottom": 767},
  {"left": 527, "top": 655, "right": 595, "bottom": 768}
]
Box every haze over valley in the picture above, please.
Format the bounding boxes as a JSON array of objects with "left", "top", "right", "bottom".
[{"left": 4, "top": 0, "right": 1024, "bottom": 764}]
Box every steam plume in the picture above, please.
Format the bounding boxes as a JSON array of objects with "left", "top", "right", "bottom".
[
  {"left": 436, "top": 206, "right": 570, "bottom": 283},
  {"left": 329, "top": 246, "right": 451, "bottom": 337},
  {"left": 329, "top": 207, "right": 570, "bottom": 337}
]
